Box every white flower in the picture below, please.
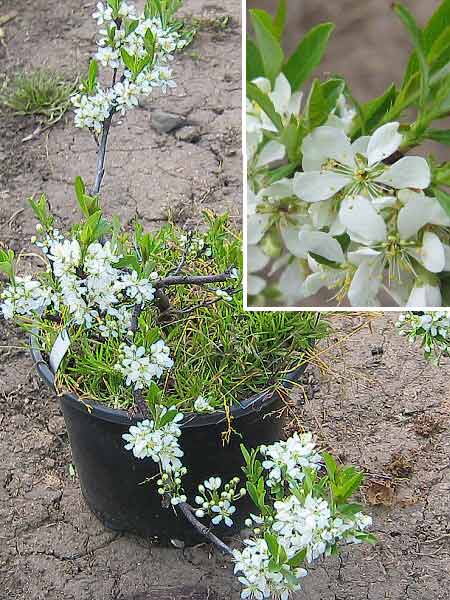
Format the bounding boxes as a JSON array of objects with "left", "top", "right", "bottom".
[
  {"left": 204, "top": 476, "right": 222, "bottom": 491},
  {"left": 48, "top": 238, "right": 81, "bottom": 278},
  {"left": 261, "top": 432, "right": 322, "bottom": 486},
  {"left": 119, "top": 270, "right": 156, "bottom": 303},
  {"left": 211, "top": 500, "right": 236, "bottom": 527},
  {"left": 122, "top": 409, "right": 184, "bottom": 473},
  {"left": 95, "top": 45, "right": 121, "bottom": 69},
  {"left": 114, "top": 80, "right": 140, "bottom": 113},
  {"left": 293, "top": 122, "right": 430, "bottom": 204},
  {"left": 215, "top": 289, "right": 232, "bottom": 302},
  {"left": 194, "top": 396, "right": 215, "bottom": 413},
  {"left": 115, "top": 342, "right": 172, "bottom": 390},
  {"left": 92, "top": 2, "right": 113, "bottom": 25},
  {"left": 0, "top": 276, "right": 55, "bottom": 319}
]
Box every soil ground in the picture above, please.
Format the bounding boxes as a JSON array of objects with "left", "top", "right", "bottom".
[{"left": 1, "top": 1, "right": 450, "bottom": 599}]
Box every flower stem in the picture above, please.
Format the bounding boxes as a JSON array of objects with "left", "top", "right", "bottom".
[{"left": 177, "top": 502, "right": 234, "bottom": 557}]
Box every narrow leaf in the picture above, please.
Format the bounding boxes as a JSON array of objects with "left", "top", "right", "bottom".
[
  {"left": 283, "top": 23, "right": 335, "bottom": 92},
  {"left": 250, "top": 9, "right": 284, "bottom": 84}
]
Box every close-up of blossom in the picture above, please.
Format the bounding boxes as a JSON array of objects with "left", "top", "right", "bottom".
[{"left": 246, "top": 1, "right": 450, "bottom": 308}]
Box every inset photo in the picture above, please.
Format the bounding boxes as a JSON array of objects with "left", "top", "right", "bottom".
[{"left": 246, "top": 0, "right": 450, "bottom": 308}]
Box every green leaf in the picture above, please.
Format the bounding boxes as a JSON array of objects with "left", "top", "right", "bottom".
[
  {"left": 247, "top": 481, "right": 260, "bottom": 507},
  {"left": 423, "top": 0, "right": 450, "bottom": 53},
  {"left": 88, "top": 60, "right": 98, "bottom": 91},
  {"left": 354, "top": 84, "right": 397, "bottom": 136},
  {"left": 266, "top": 161, "right": 301, "bottom": 184},
  {"left": 434, "top": 188, "right": 450, "bottom": 218},
  {"left": 75, "top": 175, "right": 89, "bottom": 205},
  {"left": 305, "top": 79, "right": 328, "bottom": 130},
  {"left": 287, "top": 548, "right": 307, "bottom": 568},
  {"left": 273, "top": 0, "right": 287, "bottom": 40},
  {"left": 120, "top": 48, "right": 136, "bottom": 74},
  {"left": 246, "top": 39, "right": 264, "bottom": 81},
  {"left": 321, "top": 77, "right": 346, "bottom": 111},
  {"left": 0, "top": 248, "right": 15, "bottom": 280},
  {"left": 322, "top": 451, "right": 337, "bottom": 481},
  {"left": 425, "top": 128, "right": 450, "bottom": 145},
  {"left": 393, "top": 3, "right": 429, "bottom": 108},
  {"left": 283, "top": 23, "right": 335, "bottom": 92},
  {"left": 250, "top": 9, "right": 284, "bottom": 84},
  {"left": 279, "top": 116, "right": 302, "bottom": 162},
  {"left": 264, "top": 532, "right": 281, "bottom": 561},
  {"left": 246, "top": 82, "right": 283, "bottom": 131}
]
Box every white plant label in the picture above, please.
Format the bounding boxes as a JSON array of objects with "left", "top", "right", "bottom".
[{"left": 49, "top": 329, "right": 71, "bottom": 373}]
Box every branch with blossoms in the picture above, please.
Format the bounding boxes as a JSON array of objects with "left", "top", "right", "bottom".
[
  {"left": 123, "top": 416, "right": 375, "bottom": 600},
  {"left": 247, "top": 1, "right": 450, "bottom": 308},
  {"left": 397, "top": 311, "right": 450, "bottom": 363}
]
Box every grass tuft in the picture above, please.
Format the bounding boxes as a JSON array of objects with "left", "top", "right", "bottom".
[{"left": 0, "top": 69, "right": 76, "bottom": 125}]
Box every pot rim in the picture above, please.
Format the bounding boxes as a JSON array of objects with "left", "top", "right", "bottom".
[{"left": 30, "top": 333, "right": 311, "bottom": 428}]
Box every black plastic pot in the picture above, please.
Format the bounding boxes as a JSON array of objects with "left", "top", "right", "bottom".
[{"left": 31, "top": 339, "right": 308, "bottom": 544}]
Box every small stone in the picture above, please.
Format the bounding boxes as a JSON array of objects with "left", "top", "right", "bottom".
[
  {"left": 175, "top": 126, "right": 201, "bottom": 143},
  {"left": 48, "top": 415, "right": 66, "bottom": 435},
  {"left": 150, "top": 110, "right": 192, "bottom": 134}
]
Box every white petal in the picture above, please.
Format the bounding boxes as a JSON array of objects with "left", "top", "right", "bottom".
[
  {"left": 376, "top": 157, "right": 431, "bottom": 190},
  {"left": 280, "top": 224, "right": 306, "bottom": 257},
  {"left": 247, "top": 245, "right": 270, "bottom": 273},
  {"left": 293, "top": 171, "right": 350, "bottom": 203},
  {"left": 270, "top": 73, "right": 291, "bottom": 115},
  {"left": 408, "top": 231, "right": 445, "bottom": 273},
  {"left": 347, "top": 248, "right": 382, "bottom": 266},
  {"left": 247, "top": 186, "right": 259, "bottom": 214},
  {"left": 279, "top": 260, "right": 306, "bottom": 300},
  {"left": 301, "top": 271, "right": 341, "bottom": 297},
  {"left": 287, "top": 91, "right": 303, "bottom": 117},
  {"left": 367, "top": 122, "right": 402, "bottom": 166},
  {"left": 252, "top": 77, "right": 271, "bottom": 94},
  {"left": 297, "top": 230, "right": 345, "bottom": 263},
  {"left": 301, "top": 126, "right": 355, "bottom": 171},
  {"left": 371, "top": 195, "right": 397, "bottom": 210},
  {"left": 247, "top": 213, "right": 270, "bottom": 245},
  {"left": 352, "top": 135, "right": 370, "bottom": 157},
  {"left": 443, "top": 244, "right": 450, "bottom": 270},
  {"left": 308, "top": 201, "right": 334, "bottom": 229},
  {"left": 407, "top": 284, "right": 442, "bottom": 308},
  {"left": 257, "top": 141, "right": 285, "bottom": 167},
  {"left": 397, "top": 193, "right": 435, "bottom": 239},
  {"left": 260, "top": 178, "right": 293, "bottom": 199},
  {"left": 339, "top": 196, "right": 387, "bottom": 244},
  {"left": 348, "top": 258, "right": 383, "bottom": 307},
  {"left": 247, "top": 275, "right": 266, "bottom": 296}
]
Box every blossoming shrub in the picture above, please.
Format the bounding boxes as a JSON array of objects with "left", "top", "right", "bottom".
[
  {"left": 0, "top": 1, "right": 373, "bottom": 597},
  {"left": 247, "top": 0, "right": 450, "bottom": 307}
]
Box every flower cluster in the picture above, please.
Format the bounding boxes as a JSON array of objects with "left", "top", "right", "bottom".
[
  {"left": 115, "top": 342, "right": 173, "bottom": 390},
  {"left": 397, "top": 311, "right": 450, "bottom": 361},
  {"left": 194, "top": 476, "right": 246, "bottom": 527},
  {"left": 0, "top": 276, "right": 55, "bottom": 320},
  {"left": 122, "top": 407, "right": 184, "bottom": 472},
  {"left": 72, "top": 1, "right": 186, "bottom": 134},
  {"left": 231, "top": 434, "right": 373, "bottom": 600},
  {"left": 248, "top": 103, "right": 450, "bottom": 307},
  {"left": 260, "top": 432, "right": 322, "bottom": 487},
  {"left": 193, "top": 395, "right": 215, "bottom": 413}
]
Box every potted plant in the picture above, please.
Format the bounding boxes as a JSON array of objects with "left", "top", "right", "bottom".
[
  {"left": 247, "top": 0, "right": 450, "bottom": 308},
  {"left": 0, "top": 1, "right": 374, "bottom": 597}
]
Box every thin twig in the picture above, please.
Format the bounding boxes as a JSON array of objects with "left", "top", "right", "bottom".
[
  {"left": 177, "top": 502, "right": 234, "bottom": 556},
  {"left": 91, "top": 70, "right": 123, "bottom": 196},
  {"left": 170, "top": 231, "right": 193, "bottom": 276},
  {"left": 154, "top": 271, "right": 234, "bottom": 289}
]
